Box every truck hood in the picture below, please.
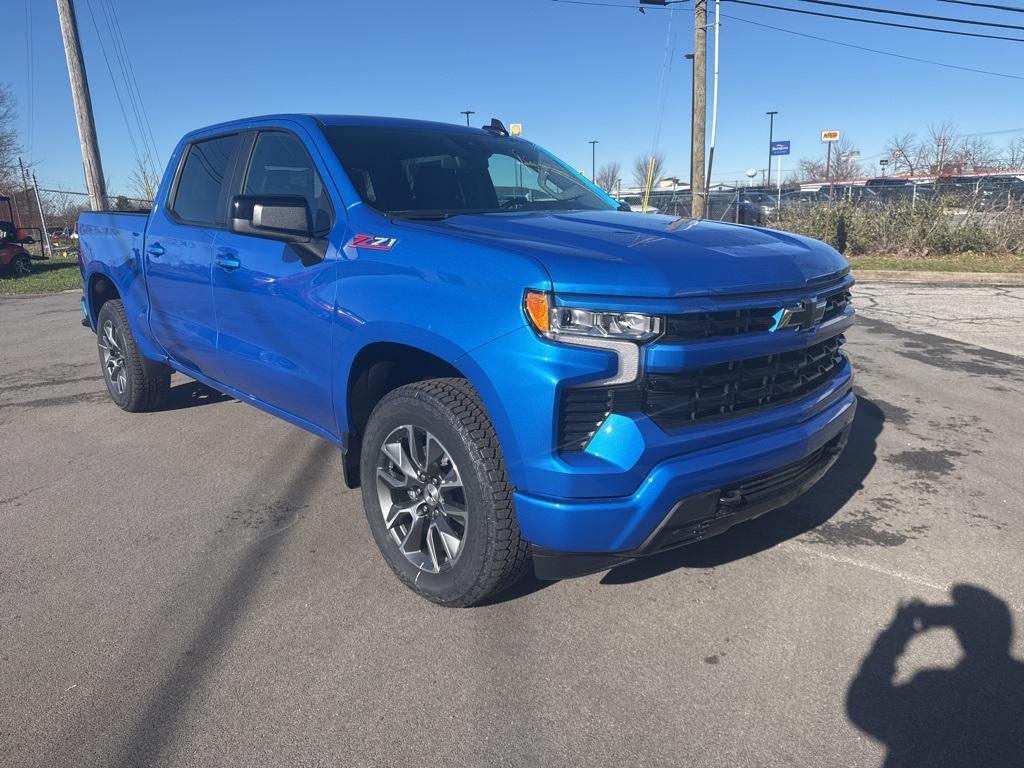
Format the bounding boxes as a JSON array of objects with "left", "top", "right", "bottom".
[{"left": 426, "top": 210, "right": 848, "bottom": 298}]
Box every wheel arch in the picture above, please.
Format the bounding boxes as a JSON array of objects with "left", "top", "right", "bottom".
[
  {"left": 341, "top": 341, "right": 465, "bottom": 489},
  {"left": 86, "top": 270, "right": 121, "bottom": 327}
]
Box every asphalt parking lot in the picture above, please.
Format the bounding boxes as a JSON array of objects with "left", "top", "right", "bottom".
[{"left": 2, "top": 285, "right": 1023, "bottom": 767}]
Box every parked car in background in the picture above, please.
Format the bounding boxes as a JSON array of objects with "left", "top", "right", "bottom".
[{"left": 738, "top": 192, "right": 776, "bottom": 224}]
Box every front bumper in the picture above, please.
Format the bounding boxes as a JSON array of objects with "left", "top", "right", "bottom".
[
  {"left": 514, "top": 387, "right": 856, "bottom": 568},
  {"left": 531, "top": 425, "right": 849, "bottom": 579}
]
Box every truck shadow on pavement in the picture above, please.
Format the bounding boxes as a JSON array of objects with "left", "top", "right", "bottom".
[
  {"left": 156, "top": 379, "right": 233, "bottom": 411},
  {"left": 600, "top": 395, "right": 884, "bottom": 585},
  {"left": 846, "top": 585, "right": 1024, "bottom": 767}
]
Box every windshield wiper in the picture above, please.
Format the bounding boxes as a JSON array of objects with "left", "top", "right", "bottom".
[{"left": 386, "top": 210, "right": 459, "bottom": 221}]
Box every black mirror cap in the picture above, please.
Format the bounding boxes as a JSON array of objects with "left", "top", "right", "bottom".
[{"left": 229, "top": 194, "right": 313, "bottom": 243}]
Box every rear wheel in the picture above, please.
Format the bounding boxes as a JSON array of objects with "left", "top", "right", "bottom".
[
  {"left": 360, "top": 378, "right": 530, "bottom": 607},
  {"left": 96, "top": 299, "right": 171, "bottom": 412},
  {"left": 11, "top": 253, "right": 31, "bottom": 277}
]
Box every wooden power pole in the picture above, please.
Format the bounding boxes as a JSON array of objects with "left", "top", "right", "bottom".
[
  {"left": 55, "top": 0, "right": 108, "bottom": 211},
  {"left": 691, "top": 0, "right": 707, "bottom": 219}
]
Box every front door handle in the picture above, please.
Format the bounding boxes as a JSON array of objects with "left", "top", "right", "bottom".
[
  {"left": 215, "top": 252, "right": 241, "bottom": 270},
  {"left": 147, "top": 243, "right": 165, "bottom": 257}
]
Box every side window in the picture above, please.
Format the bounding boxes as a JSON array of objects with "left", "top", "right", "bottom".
[
  {"left": 243, "top": 131, "right": 334, "bottom": 231},
  {"left": 170, "top": 134, "right": 239, "bottom": 225}
]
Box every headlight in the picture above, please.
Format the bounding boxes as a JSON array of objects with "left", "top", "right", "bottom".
[
  {"left": 524, "top": 291, "right": 662, "bottom": 342},
  {"left": 523, "top": 291, "right": 663, "bottom": 386}
]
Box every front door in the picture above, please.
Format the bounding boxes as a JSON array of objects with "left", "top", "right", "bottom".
[
  {"left": 211, "top": 129, "right": 339, "bottom": 432},
  {"left": 146, "top": 133, "right": 242, "bottom": 381}
]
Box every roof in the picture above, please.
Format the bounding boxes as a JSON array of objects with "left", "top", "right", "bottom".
[{"left": 185, "top": 113, "right": 488, "bottom": 139}]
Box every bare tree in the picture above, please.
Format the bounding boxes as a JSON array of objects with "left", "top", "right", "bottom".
[
  {"left": 129, "top": 156, "right": 160, "bottom": 201},
  {"left": 0, "top": 83, "right": 21, "bottom": 194},
  {"left": 958, "top": 136, "right": 999, "bottom": 173},
  {"left": 923, "top": 121, "right": 960, "bottom": 176},
  {"left": 632, "top": 153, "right": 665, "bottom": 190},
  {"left": 885, "top": 133, "right": 925, "bottom": 176},
  {"left": 595, "top": 162, "right": 621, "bottom": 194},
  {"left": 1004, "top": 137, "right": 1024, "bottom": 171},
  {"left": 795, "top": 138, "right": 864, "bottom": 183}
]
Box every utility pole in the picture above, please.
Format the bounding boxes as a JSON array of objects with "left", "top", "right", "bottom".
[
  {"left": 461, "top": 110, "right": 475, "bottom": 127},
  {"left": 589, "top": 140, "right": 599, "bottom": 182},
  {"left": 691, "top": 0, "right": 707, "bottom": 219},
  {"left": 56, "top": 0, "right": 108, "bottom": 211},
  {"left": 766, "top": 111, "right": 778, "bottom": 192},
  {"left": 31, "top": 172, "right": 54, "bottom": 257},
  {"left": 704, "top": 0, "right": 720, "bottom": 210},
  {"left": 18, "top": 157, "right": 32, "bottom": 226}
]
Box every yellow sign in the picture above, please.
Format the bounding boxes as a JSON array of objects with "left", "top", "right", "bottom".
[
  {"left": 821, "top": 130, "right": 841, "bottom": 142},
  {"left": 510, "top": 123, "right": 523, "bottom": 137}
]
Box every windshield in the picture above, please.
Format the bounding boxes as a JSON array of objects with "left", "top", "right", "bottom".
[{"left": 323, "top": 125, "right": 613, "bottom": 218}]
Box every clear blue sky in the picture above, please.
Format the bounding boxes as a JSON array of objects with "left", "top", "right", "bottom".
[{"left": 7, "top": 0, "right": 1024, "bottom": 193}]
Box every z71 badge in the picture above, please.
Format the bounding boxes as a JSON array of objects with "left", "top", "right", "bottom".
[{"left": 348, "top": 234, "right": 399, "bottom": 251}]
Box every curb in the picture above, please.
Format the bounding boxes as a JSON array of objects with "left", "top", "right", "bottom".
[{"left": 853, "top": 270, "right": 1024, "bottom": 286}]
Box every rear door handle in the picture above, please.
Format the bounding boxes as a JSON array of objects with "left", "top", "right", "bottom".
[{"left": 147, "top": 243, "right": 165, "bottom": 257}]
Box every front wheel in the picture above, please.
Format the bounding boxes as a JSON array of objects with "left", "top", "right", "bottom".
[{"left": 359, "top": 378, "right": 530, "bottom": 607}]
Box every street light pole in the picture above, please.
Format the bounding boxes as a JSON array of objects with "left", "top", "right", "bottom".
[
  {"left": 589, "top": 140, "right": 599, "bottom": 183},
  {"left": 460, "top": 110, "right": 475, "bottom": 127},
  {"left": 766, "top": 111, "right": 778, "bottom": 192}
]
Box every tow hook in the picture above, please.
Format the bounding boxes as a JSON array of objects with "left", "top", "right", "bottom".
[{"left": 719, "top": 489, "right": 744, "bottom": 509}]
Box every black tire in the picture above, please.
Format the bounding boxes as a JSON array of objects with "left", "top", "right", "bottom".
[
  {"left": 96, "top": 299, "right": 171, "bottom": 412},
  {"left": 11, "top": 253, "right": 32, "bottom": 277},
  {"left": 360, "top": 378, "right": 531, "bottom": 607}
]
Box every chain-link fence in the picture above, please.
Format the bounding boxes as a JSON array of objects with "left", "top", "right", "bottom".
[
  {"left": 1, "top": 186, "right": 152, "bottom": 256},
  {"left": 614, "top": 174, "right": 1024, "bottom": 255}
]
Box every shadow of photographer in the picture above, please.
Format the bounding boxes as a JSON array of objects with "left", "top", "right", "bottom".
[{"left": 847, "top": 585, "right": 1024, "bottom": 767}]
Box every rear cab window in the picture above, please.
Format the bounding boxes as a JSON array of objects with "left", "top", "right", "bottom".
[{"left": 169, "top": 133, "right": 240, "bottom": 226}]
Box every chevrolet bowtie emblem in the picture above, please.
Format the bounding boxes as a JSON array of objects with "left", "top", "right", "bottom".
[{"left": 770, "top": 298, "right": 827, "bottom": 332}]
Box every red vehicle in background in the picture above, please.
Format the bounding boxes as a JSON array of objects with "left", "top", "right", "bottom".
[{"left": 0, "top": 195, "right": 42, "bottom": 277}]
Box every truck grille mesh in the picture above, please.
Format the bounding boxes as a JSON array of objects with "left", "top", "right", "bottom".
[{"left": 558, "top": 333, "right": 848, "bottom": 451}]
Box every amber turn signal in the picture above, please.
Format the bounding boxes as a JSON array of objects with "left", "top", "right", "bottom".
[{"left": 524, "top": 290, "right": 551, "bottom": 334}]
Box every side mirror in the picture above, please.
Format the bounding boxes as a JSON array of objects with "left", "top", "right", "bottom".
[{"left": 229, "top": 195, "right": 313, "bottom": 243}]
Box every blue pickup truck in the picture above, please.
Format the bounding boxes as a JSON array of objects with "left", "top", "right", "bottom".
[{"left": 79, "top": 114, "right": 855, "bottom": 606}]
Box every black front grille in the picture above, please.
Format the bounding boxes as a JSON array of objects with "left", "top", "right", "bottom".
[
  {"left": 645, "top": 334, "right": 846, "bottom": 430},
  {"left": 822, "top": 290, "right": 852, "bottom": 324},
  {"left": 557, "top": 333, "right": 848, "bottom": 451},
  {"left": 661, "top": 288, "right": 852, "bottom": 343}
]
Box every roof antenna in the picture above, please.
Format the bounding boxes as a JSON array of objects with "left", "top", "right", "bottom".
[{"left": 482, "top": 118, "right": 509, "bottom": 138}]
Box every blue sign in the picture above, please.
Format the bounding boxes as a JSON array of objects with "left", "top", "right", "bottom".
[{"left": 770, "top": 140, "right": 791, "bottom": 156}]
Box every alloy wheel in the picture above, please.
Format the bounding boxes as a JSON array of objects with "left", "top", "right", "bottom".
[
  {"left": 98, "top": 319, "right": 128, "bottom": 396},
  {"left": 375, "top": 425, "right": 468, "bottom": 573}
]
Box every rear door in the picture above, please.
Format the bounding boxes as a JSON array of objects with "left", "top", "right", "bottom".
[
  {"left": 211, "top": 128, "right": 339, "bottom": 431},
  {"left": 146, "top": 133, "right": 242, "bottom": 381}
]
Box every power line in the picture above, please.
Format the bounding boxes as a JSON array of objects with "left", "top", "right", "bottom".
[
  {"left": 100, "top": 0, "right": 162, "bottom": 171},
  {"left": 24, "top": 0, "right": 34, "bottom": 160},
  {"left": 82, "top": 0, "right": 145, "bottom": 171},
  {"left": 549, "top": 0, "right": 689, "bottom": 7},
  {"left": 723, "top": 13, "right": 1024, "bottom": 79},
  {"left": 936, "top": 0, "right": 1024, "bottom": 12},
  {"left": 788, "top": 0, "right": 1024, "bottom": 30},
  {"left": 724, "top": 0, "right": 1024, "bottom": 42}
]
